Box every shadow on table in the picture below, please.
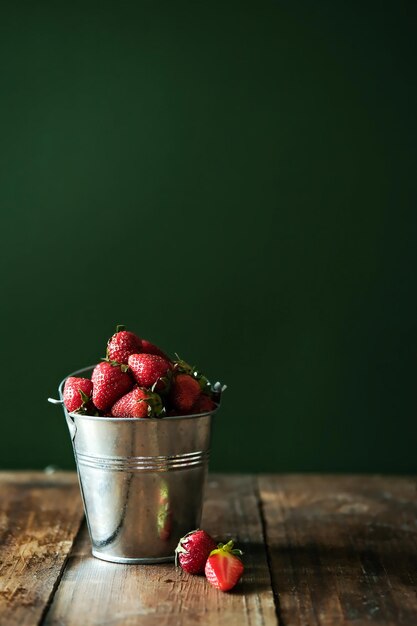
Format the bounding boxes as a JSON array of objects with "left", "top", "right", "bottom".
[
  {"left": 264, "top": 523, "right": 417, "bottom": 623},
  {"left": 229, "top": 540, "right": 276, "bottom": 595}
]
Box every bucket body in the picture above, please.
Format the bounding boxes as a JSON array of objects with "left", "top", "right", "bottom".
[{"left": 59, "top": 366, "right": 215, "bottom": 563}]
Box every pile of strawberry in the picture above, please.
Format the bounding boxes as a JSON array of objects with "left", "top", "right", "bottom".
[
  {"left": 175, "top": 529, "right": 244, "bottom": 592},
  {"left": 62, "top": 325, "right": 218, "bottom": 418}
]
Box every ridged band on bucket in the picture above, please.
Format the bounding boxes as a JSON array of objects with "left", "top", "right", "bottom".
[{"left": 76, "top": 449, "right": 210, "bottom": 472}]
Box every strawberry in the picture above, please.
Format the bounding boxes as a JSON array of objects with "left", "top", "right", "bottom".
[
  {"left": 190, "top": 394, "right": 217, "bottom": 415},
  {"left": 141, "top": 339, "right": 170, "bottom": 361},
  {"left": 205, "top": 540, "right": 244, "bottom": 592},
  {"left": 106, "top": 325, "right": 142, "bottom": 364},
  {"left": 63, "top": 377, "right": 93, "bottom": 413},
  {"left": 173, "top": 356, "right": 211, "bottom": 394},
  {"left": 111, "top": 386, "right": 163, "bottom": 418},
  {"left": 170, "top": 373, "right": 201, "bottom": 413},
  {"left": 175, "top": 529, "right": 217, "bottom": 574},
  {"left": 128, "top": 353, "right": 172, "bottom": 392},
  {"left": 91, "top": 361, "right": 133, "bottom": 411}
]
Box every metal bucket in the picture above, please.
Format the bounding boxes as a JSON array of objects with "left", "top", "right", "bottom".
[{"left": 49, "top": 365, "right": 218, "bottom": 564}]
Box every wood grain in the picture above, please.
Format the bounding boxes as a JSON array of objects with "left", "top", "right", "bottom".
[
  {"left": 0, "top": 471, "right": 84, "bottom": 626},
  {"left": 43, "top": 474, "right": 278, "bottom": 626},
  {"left": 4, "top": 473, "right": 417, "bottom": 626},
  {"left": 258, "top": 474, "right": 417, "bottom": 626}
]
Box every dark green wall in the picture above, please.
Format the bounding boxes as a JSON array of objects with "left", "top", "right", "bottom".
[{"left": 1, "top": 1, "right": 416, "bottom": 472}]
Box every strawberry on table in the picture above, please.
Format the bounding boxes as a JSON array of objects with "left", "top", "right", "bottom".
[
  {"left": 91, "top": 361, "right": 133, "bottom": 411},
  {"left": 111, "top": 386, "right": 163, "bottom": 418},
  {"left": 175, "top": 529, "right": 217, "bottom": 574},
  {"left": 204, "top": 540, "right": 244, "bottom": 592},
  {"left": 63, "top": 377, "right": 93, "bottom": 413},
  {"left": 128, "top": 353, "right": 172, "bottom": 392},
  {"left": 106, "top": 325, "right": 142, "bottom": 364},
  {"left": 170, "top": 373, "right": 201, "bottom": 413}
]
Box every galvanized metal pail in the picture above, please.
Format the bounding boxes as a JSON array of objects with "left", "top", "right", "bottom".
[{"left": 49, "top": 365, "right": 218, "bottom": 564}]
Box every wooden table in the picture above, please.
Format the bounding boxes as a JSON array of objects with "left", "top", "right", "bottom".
[{"left": 1, "top": 473, "right": 416, "bottom": 626}]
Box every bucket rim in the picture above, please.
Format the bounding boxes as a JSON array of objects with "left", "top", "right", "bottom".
[{"left": 58, "top": 364, "right": 220, "bottom": 423}]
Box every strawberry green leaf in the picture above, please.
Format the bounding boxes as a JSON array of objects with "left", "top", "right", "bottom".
[
  {"left": 138, "top": 388, "right": 163, "bottom": 417},
  {"left": 100, "top": 357, "right": 130, "bottom": 373},
  {"left": 78, "top": 388, "right": 91, "bottom": 405},
  {"left": 209, "top": 539, "right": 243, "bottom": 558}
]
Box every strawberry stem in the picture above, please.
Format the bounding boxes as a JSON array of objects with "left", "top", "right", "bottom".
[
  {"left": 116, "top": 324, "right": 126, "bottom": 333},
  {"left": 100, "top": 357, "right": 130, "bottom": 373},
  {"left": 79, "top": 389, "right": 91, "bottom": 405},
  {"left": 210, "top": 539, "right": 243, "bottom": 558}
]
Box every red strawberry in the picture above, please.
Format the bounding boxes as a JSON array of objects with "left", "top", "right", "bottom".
[
  {"left": 205, "top": 541, "right": 244, "bottom": 592},
  {"left": 141, "top": 339, "right": 170, "bottom": 361},
  {"left": 190, "top": 394, "right": 217, "bottom": 415},
  {"left": 63, "top": 377, "right": 93, "bottom": 413},
  {"left": 173, "top": 357, "right": 211, "bottom": 393},
  {"left": 175, "top": 529, "right": 217, "bottom": 574},
  {"left": 170, "top": 374, "right": 201, "bottom": 413},
  {"left": 128, "top": 353, "right": 172, "bottom": 392},
  {"left": 107, "top": 325, "right": 142, "bottom": 364},
  {"left": 91, "top": 362, "right": 133, "bottom": 411},
  {"left": 111, "top": 386, "right": 163, "bottom": 418}
]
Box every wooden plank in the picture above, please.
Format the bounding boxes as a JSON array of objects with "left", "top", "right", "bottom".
[
  {"left": 0, "top": 471, "right": 84, "bottom": 626},
  {"left": 258, "top": 474, "right": 417, "bottom": 626},
  {"left": 43, "top": 474, "right": 278, "bottom": 626}
]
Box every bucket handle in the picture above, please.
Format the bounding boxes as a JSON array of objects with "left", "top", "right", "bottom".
[
  {"left": 48, "top": 397, "right": 77, "bottom": 441},
  {"left": 48, "top": 365, "right": 96, "bottom": 442},
  {"left": 211, "top": 382, "right": 227, "bottom": 403}
]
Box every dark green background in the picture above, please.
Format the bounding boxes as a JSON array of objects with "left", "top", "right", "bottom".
[{"left": 1, "top": 1, "right": 416, "bottom": 472}]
